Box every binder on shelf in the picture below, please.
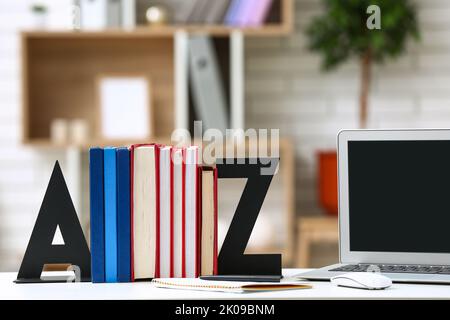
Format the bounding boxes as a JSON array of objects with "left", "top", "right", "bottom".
[
  {"left": 235, "top": 0, "right": 257, "bottom": 26},
  {"left": 224, "top": 0, "right": 244, "bottom": 26},
  {"left": 187, "top": 0, "right": 210, "bottom": 24},
  {"left": 175, "top": 0, "right": 201, "bottom": 24},
  {"left": 248, "top": 0, "right": 274, "bottom": 26},
  {"left": 189, "top": 36, "right": 229, "bottom": 133},
  {"left": 205, "top": 0, "right": 232, "bottom": 25}
]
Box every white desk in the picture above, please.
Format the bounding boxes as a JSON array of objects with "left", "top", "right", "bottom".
[{"left": 2, "top": 269, "right": 450, "bottom": 300}]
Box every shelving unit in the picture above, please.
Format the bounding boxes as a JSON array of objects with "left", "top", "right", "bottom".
[
  {"left": 21, "top": 0, "right": 293, "bottom": 146},
  {"left": 20, "top": 0, "right": 297, "bottom": 266}
]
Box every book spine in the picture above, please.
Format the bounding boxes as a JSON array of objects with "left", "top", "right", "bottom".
[
  {"left": 159, "top": 147, "right": 173, "bottom": 278},
  {"left": 224, "top": 0, "right": 242, "bottom": 25},
  {"left": 194, "top": 150, "right": 200, "bottom": 278},
  {"left": 205, "top": 0, "right": 231, "bottom": 24},
  {"left": 130, "top": 145, "right": 135, "bottom": 281},
  {"left": 116, "top": 147, "right": 131, "bottom": 282},
  {"left": 236, "top": 0, "right": 256, "bottom": 26},
  {"left": 182, "top": 148, "right": 186, "bottom": 278},
  {"left": 213, "top": 168, "right": 218, "bottom": 275},
  {"left": 122, "top": 0, "right": 136, "bottom": 29},
  {"left": 155, "top": 145, "right": 161, "bottom": 279},
  {"left": 131, "top": 143, "right": 161, "bottom": 280},
  {"left": 104, "top": 147, "right": 118, "bottom": 283},
  {"left": 249, "top": 0, "right": 273, "bottom": 26},
  {"left": 89, "top": 148, "right": 105, "bottom": 283},
  {"left": 170, "top": 148, "right": 175, "bottom": 278},
  {"left": 197, "top": 166, "right": 203, "bottom": 277}
]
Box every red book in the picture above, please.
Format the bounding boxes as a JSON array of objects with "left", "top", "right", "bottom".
[{"left": 130, "top": 144, "right": 160, "bottom": 281}]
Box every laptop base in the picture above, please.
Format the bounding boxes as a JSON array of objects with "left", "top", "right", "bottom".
[{"left": 296, "top": 264, "right": 450, "bottom": 284}]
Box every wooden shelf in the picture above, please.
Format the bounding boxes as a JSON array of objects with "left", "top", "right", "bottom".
[
  {"left": 22, "top": 35, "right": 175, "bottom": 143},
  {"left": 22, "top": 24, "right": 292, "bottom": 39},
  {"left": 21, "top": 0, "right": 293, "bottom": 39}
]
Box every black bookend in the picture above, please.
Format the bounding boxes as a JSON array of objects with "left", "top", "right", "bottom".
[
  {"left": 15, "top": 161, "right": 91, "bottom": 283},
  {"left": 217, "top": 158, "right": 281, "bottom": 276}
]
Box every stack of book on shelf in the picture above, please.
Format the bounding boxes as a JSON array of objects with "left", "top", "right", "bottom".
[
  {"left": 174, "top": 0, "right": 275, "bottom": 27},
  {"left": 89, "top": 144, "right": 218, "bottom": 283}
]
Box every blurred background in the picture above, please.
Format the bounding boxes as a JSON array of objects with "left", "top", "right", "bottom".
[{"left": 0, "top": 0, "right": 445, "bottom": 271}]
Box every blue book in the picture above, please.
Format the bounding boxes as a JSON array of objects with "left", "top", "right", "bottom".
[
  {"left": 89, "top": 148, "right": 105, "bottom": 283},
  {"left": 104, "top": 147, "right": 118, "bottom": 282},
  {"left": 224, "top": 0, "right": 243, "bottom": 25},
  {"left": 116, "top": 147, "right": 131, "bottom": 282}
]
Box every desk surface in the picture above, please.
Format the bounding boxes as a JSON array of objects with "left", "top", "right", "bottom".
[{"left": 2, "top": 269, "right": 450, "bottom": 300}]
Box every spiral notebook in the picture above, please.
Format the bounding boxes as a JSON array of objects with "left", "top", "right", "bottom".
[{"left": 152, "top": 278, "right": 312, "bottom": 293}]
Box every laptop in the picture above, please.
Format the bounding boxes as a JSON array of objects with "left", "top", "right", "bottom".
[{"left": 298, "top": 129, "right": 450, "bottom": 284}]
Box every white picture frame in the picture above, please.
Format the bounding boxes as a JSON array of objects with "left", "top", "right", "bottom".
[{"left": 97, "top": 74, "right": 153, "bottom": 141}]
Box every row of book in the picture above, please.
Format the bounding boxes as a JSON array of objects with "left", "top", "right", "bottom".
[
  {"left": 177, "top": 0, "right": 275, "bottom": 26},
  {"left": 89, "top": 144, "right": 218, "bottom": 283}
]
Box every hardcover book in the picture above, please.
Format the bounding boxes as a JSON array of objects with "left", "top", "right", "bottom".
[
  {"left": 199, "top": 167, "right": 218, "bottom": 276},
  {"left": 89, "top": 148, "right": 105, "bottom": 283},
  {"left": 172, "top": 148, "right": 185, "bottom": 278},
  {"left": 131, "top": 144, "right": 160, "bottom": 280},
  {"left": 104, "top": 147, "right": 118, "bottom": 282},
  {"left": 185, "top": 146, "right": 199, "bottom": 278},
  {"left": 159, "top": 146, "right": 173, "bottom": 278},
  {"left": 116, "top": 147, "right": 131, "bottom": 282}
]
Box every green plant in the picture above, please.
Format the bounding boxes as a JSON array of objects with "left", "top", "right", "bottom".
[
  {"left": 31, "top": 4, "right": 47, "bottom": 14},
  {"left": 306, "top": 0, "right": 419, "bottom": 128}
]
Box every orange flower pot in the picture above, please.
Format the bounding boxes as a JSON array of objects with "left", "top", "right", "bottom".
[{"left": 318, "top": 151, "right": 338, "bottom": 216}]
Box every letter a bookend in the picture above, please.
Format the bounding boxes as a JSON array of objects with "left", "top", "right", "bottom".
[
  {"left": 15, "top": 161, "right": 91, "bottom": 283},
  {"left": 217, "top": 158, "right": 281, "bottom": 276}
]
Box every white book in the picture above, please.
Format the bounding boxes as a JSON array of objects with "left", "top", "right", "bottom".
[
  {"left": 133, "top": 145, "right": 157, "bottom": 279},
  {"left": 122, "top": 0, "right": 136, "bottom": 29},
  {"left": 159, "top": 146, "right": 172, "bottom": 278},
  {"left": 185, "top": 146, "right": 199, "bottom": 278},
  {"left": 173, "top": 149, "right": 184, "bottom": 278},
  {"left": 80, "top": 0, "right": 108, "bottom": 30},
  {"left": 107, "top": 0, "right": 122, "bottom": 28}
]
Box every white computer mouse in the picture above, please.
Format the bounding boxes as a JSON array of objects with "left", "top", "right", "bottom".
[{"left": 331, "top": 272, "right": 392, "bottom": 290}]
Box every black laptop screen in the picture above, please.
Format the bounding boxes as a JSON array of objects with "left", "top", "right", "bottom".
[{"left": 348, "top": 140, "right": 450, "bottom": 253}]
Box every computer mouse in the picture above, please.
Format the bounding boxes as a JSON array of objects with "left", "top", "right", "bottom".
[{"left": 331, "top": 272, "right": 392, "bottom": 290}]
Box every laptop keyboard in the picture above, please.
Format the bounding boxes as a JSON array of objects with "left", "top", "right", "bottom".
[{"left": 330, "top": 264, "right": 450, "bottom": 274}]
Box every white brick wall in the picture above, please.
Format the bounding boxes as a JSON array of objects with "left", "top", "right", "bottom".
[
  {"left": 245, "top": 0, "right": 450, "bottom": 215},
  {"left": 0, "top": 0, "right": 74, "bottom": 271},
  {"left": 1, "top": 0, "right": 450, "bottom": 271}
]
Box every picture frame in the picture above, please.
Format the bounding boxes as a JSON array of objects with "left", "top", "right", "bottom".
[{"left": 96, "top": 74, "right": 153, "bottom": 141}]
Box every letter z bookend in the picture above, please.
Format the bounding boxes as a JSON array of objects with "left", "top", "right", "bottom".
[
  {"left": 15, "top": 161, "right": 91, "bottom": 283},
  {"left": 217, "top": 158, "right": 282, "bottom": 276}
]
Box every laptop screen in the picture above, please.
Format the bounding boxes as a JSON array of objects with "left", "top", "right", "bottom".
[{"left": 348, "top": 140, "right": 450, "bottom": 253}]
